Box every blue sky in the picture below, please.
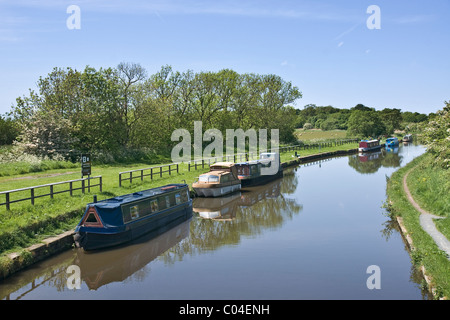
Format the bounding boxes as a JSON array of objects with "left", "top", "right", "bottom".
[{"left": 1, "top": 0, "right": 449, "bottom": 115}]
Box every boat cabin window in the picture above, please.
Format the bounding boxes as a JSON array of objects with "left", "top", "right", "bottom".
[
  {"left": 199, "top": 175, "right": 219, "bottom": 183},
  {"left": 150, "top": 199, "right": 158, "bottom": 213},
  {"left": 122, "top": 187, "right": 189, "bottom": 224},
  {"left": 85, "top": 213, "right": 98, "bottom": 223},
  {"left": 130, "top": 205, "right": 140, "bottom": 219},
  {"left": 181, "top": 189, "right": 189, "bottom": 202},
  {"left": 221, "top": 174, "right": 230, "bottom": 183},
  {"left": 175, "top": 193, "right": 181, "bottom": 205}
]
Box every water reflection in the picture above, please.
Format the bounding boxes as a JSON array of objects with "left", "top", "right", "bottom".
[
  {"left": 349, "top": 148, "right": 403, "bottom": 174},
  {"left": 188, "top": 169, "right": 303, "bottom": 252},
  {"left": 75, "top": 219, "right": 191, "bottom": 290}
]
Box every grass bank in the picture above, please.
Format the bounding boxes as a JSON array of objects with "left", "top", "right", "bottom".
[{"left": 385, "top": 152, "right": 450, "bottom": 299}]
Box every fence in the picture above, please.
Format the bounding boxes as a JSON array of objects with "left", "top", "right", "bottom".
[
  {"left": 119, "top": 163, "right": 180, "bottom": 187},
  {"left": 0, "top": 176, "right": 102, "bottom": 211},
  {"left": 119, "top": 140, "right": 360, "bottom": 185}
]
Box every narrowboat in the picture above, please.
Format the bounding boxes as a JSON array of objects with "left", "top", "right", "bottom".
[
  {"left": 403, "top": 134, "right": 413, "bottom": 142},
  {"left": 192, "top": 162, "right": 241, "bottom": 197},
  {"left": 358, "top": 139, "right": 381, "bottom": 153},
  {"left": 74, "top": 183, "right": 193, "bottom": 251},
  {"left": 385, "top": 137, "right": 399, "bottom": 147},
  {"left": 235, "top": 152, "right": 283, "bottom": 187}
]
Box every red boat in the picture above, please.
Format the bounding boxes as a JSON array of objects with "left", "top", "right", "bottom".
[{"left": 358, "top": 139, "right": 381, "bottom": 153}]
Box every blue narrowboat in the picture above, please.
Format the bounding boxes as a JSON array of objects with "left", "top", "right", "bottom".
[
  {"left": 74, "top": 183, "right": 193, "bottom": 251},
  {"left": 235, "top": 152, "right": 283, "bottom": 187},
  {"left": 385, "top": 137, "right": 399, "bottom": 147}
]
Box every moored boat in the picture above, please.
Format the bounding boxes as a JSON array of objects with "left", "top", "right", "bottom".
[
  {"left": 402, "top": 134, "right": 413, "bottom": 142},
  {"left": 74, "top": 183, "right": 192, "bottom": 251},
  {"left": 192, "top": 162, "right": 241, "bottom": 197},
  {"left": 385, "top": 137, "right": 399, "bottom": 147},
  {"left": 235, "top": 152, "right": 283, "bottom": 187},
  {"left": 358, "top": 139, "right": 381, "bottom": 153}
]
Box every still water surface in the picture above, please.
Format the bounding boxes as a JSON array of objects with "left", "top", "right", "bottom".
[{"left": 1, "top": 143, "right": 429, "bottom": 300}]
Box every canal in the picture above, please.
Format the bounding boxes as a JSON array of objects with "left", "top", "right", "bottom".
[{"left": 0, "top": 143, "right": 429, "bottom": 300}]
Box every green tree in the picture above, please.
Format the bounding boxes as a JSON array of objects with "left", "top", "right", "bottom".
[
  {"left": 347, "top": 110, "right": 386, "bottom": 138},
  {"left": 380, "top": 108, "right": 402, "bottom": 135},
  {"left": 422, "top": 101, "right": 450, "bottom": 168}
]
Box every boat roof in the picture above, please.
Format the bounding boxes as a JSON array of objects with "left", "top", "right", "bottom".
[
  {"left": 210, "top": 162, "right": 235, "bottom": 168},
  {"left": 360, "top": 139, "right": 378, "bottom": 142},
  {"left": 89, "top": 183, "right": 187, "bottom": 208}
]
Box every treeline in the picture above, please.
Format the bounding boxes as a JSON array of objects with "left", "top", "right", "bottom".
[
  {"left": 296, "top": 103, "right": 429, "bottom": 137},
  {"left": 6, "top": 63, "right": 301, "bottom": 162},
  {"left": 421, "top": 101, "right": 449, "bottom": 168}
]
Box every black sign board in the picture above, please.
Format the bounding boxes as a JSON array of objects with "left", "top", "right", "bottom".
[{"left": 81, "top": 153, "right": 91, "bottom": 177}]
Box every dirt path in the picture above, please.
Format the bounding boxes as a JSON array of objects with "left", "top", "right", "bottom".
[{"left": 403, "top": 168, "right": 450, "bottom": 259}]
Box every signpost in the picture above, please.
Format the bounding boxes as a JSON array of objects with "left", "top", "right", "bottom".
[
  {"left": 81, "top": 153, "right": 91, "bottom": 177},
  {"left": 81, "top": 153, "right": 92, "bottom": 192}
]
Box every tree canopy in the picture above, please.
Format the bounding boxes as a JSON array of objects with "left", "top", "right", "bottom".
[{"left": 10, "top": 64, "right": 302, "bottom": 162}]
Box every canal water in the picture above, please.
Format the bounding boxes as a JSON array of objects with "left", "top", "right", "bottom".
[{"left": 1, "top": 143, "right": 429, "bottom": 300}]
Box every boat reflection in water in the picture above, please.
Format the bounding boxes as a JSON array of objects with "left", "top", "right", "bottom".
[
  {"left": 193, "top": 177, "right": 282, "bottom": 221},
  {"left": 350, "top": 145, "right": 403, "bottom": 174},
  {"left": 73, "top": 219, "right": 191, "bottom": 290},
  {"left": 193, "top": 192, "right": 241, "bottom": 220},
  {"left": 358, "top": 150, "right": 382, "bottom": 163}
]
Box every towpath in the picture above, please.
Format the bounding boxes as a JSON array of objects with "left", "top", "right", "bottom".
[{"left": 403, "top": 168, "right": 450, "bottom": 259}]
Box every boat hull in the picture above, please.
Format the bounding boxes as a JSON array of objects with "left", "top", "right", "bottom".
[
  {"left": 75, "top": 200, "right": 193, "bottom": 251},
  {"left": 358, "top": 145, "right": 382, "bottom": 153},
  {"left": 194, "top": 183, "right": 241, "bottom": 197},
  {"left": 240, "top": 170, "right": 283, "bottom": 188}
]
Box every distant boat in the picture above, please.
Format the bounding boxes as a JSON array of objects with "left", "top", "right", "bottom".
[
  {"left": 74, "top": 183, "right": 193, "bottom": 251},
  {"left": 403, "top": 134, "right": 413, "bottom": 142},
  {"left": 385, "top": 137, "right": 399, "bottom": 147},
  {"left": 235, "top": 152, "right": 283, "bottom": 187},
  {"left": 192, "top": 162, "right": 241, "bottom": 197},
  {"left": 358, "top": 139, "right": 381, "bottom": 153}
]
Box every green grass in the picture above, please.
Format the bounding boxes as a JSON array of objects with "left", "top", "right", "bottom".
[
  {"left": 295, "top": 129, "right": 349, "bottom": 141},
  {"left": 406, "top": 155, "right": 450, "bottom": 218},
  {"left": 386, "top": 152, "right": 450, "bottom": 299}
]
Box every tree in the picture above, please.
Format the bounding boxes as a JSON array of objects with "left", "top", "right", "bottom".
[
  {"left": 346, "top": 110, "right": 386, "bottom": 138},
  {"left": 422, "top": 101, "right": 450, "bottom": 168},
  {"left": 380, "top": 108, "right": 402, "bottom": 135},
  {"left": 0, "top": 114, "right": 19, "bottom": 145},
  {"left": 116, "top": 62, "right": 148, "bottom": 145}
]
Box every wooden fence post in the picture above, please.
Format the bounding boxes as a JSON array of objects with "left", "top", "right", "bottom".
[{"left": 6, "top": 192, "right": 10, "bottom": 211}]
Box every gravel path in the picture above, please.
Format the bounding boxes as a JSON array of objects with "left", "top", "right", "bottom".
[{"left": 403, "top": 168, "right": 450, "bottom": 259}]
